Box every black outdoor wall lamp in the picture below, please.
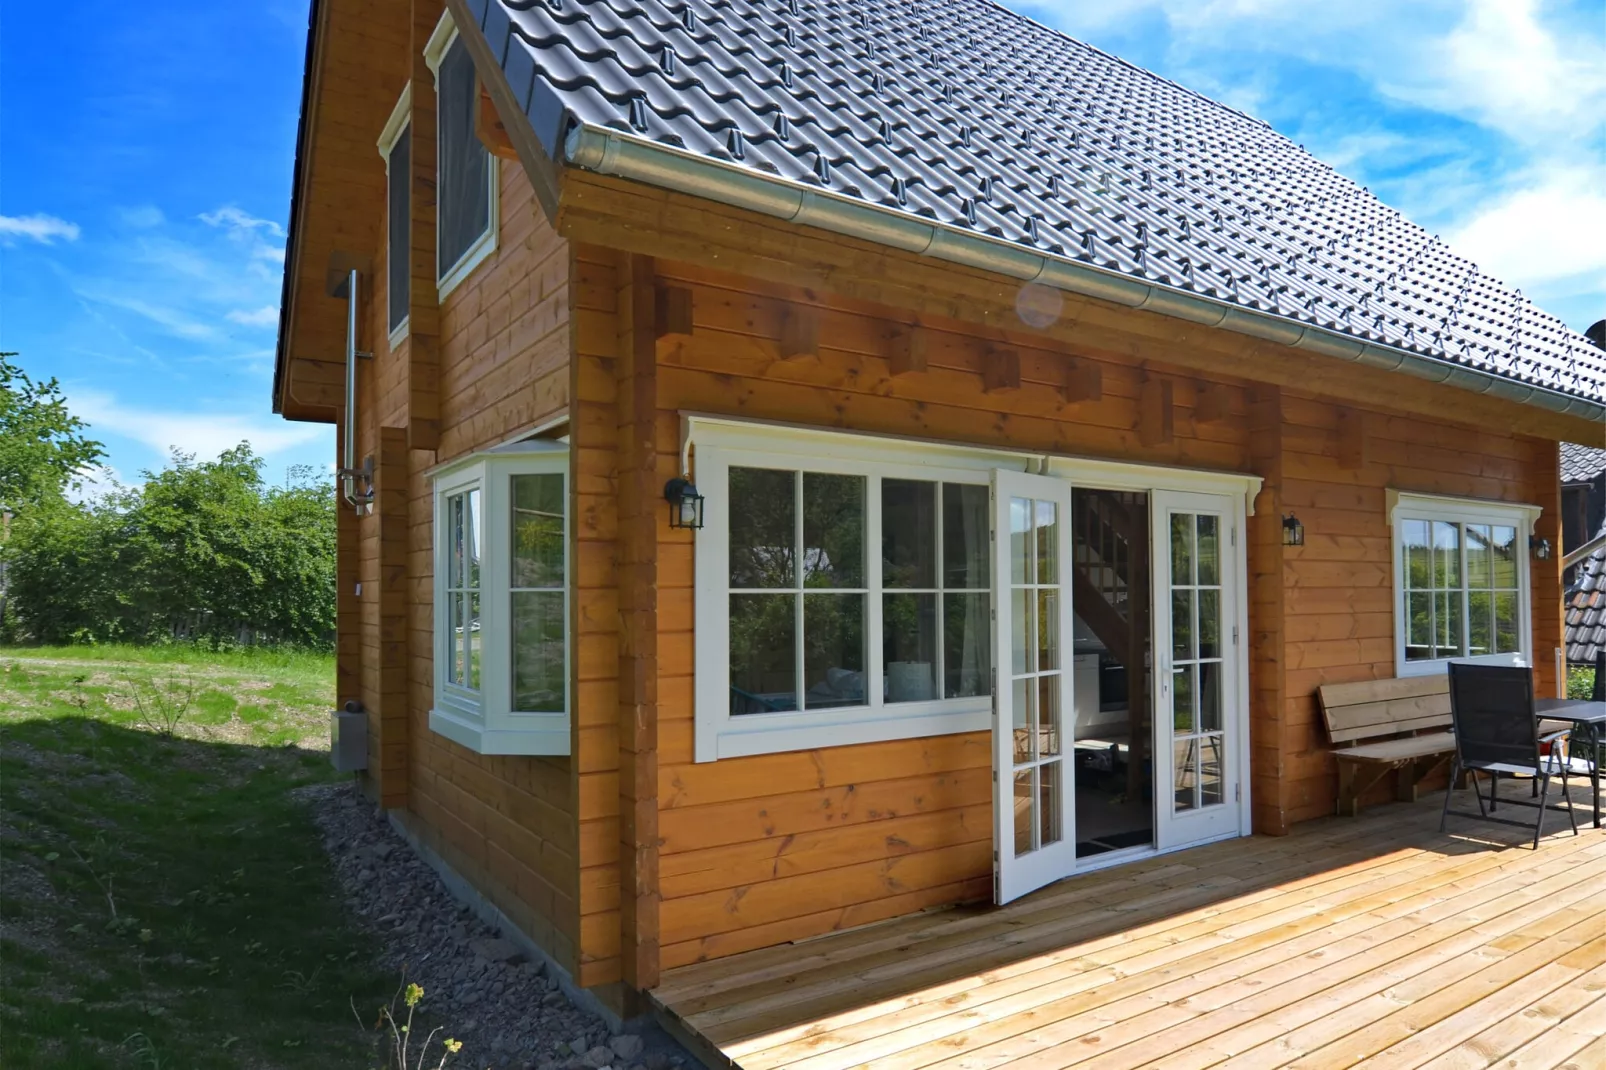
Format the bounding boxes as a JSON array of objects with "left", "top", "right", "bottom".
[
  {"left": 1531, "top": 535, "right": 1552, "bottom": 560},
  {"left": 664, "top": 477, "right": 705, "bottom": 530},
  {"left": 1282, "top": 512, "right": 1304, "bottom": 547}
]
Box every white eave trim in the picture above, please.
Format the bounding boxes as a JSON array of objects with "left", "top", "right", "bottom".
[{"left": 378, "top": 84, "right": 411, "bottom": 160}]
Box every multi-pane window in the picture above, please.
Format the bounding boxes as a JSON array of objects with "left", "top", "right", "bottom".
[
  {"left": 434, "top": 32, "right": 493, "bottom": 289},
  {"left": 725, "top": 466, "right": 991, "bottom": 717},
  {"left": 1401, "top": 519, "right": 1520, "bottom": 662},
  {"left": 431, "top": 443, "right": 569, "bottom": 756},
  {"left": 444, "top": 487, "right": 481, "bottom": 691}
]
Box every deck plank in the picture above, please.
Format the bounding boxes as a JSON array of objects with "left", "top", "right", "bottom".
[{"left": 652, "top": 784, "right": 1606, "bottom": 1070}]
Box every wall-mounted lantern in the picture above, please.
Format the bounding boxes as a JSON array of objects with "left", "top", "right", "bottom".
[
  {"left": 1282, "top": 512, "right": 1304, "bottom": 547},
  {"left": 664, "top": 477, "right": 705, "bottom": 530},
  {"left": 1531, "top": 535, "right": 1552, "bottom": 560}
]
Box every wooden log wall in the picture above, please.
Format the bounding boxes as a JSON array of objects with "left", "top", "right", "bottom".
[
  {"left": 340, "top": 145, "right": 581, "bottom": 972},
  {"left": 564, "top": 243, "right": 1568, "bottom": 973}
]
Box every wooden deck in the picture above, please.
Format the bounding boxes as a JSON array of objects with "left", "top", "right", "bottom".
[{"left": 651, "top": 783, "right": 1606, "bottom": 1070}]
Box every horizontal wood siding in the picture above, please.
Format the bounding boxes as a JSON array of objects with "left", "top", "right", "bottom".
[
  {"left": 343, "top": 154, "right": 582, "bottom": 972},
  {"left": 1277, "top": 398, "right": 1562, "bottom": 824},
  {"left": 613, "top": 257, "right": 1259, "bottom": 971}
]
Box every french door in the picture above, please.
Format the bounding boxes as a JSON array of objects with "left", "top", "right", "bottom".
[
  {"left": 992, "top": 471, "right": 1077, "bottom": 904},
  {"left": 1153, "top": 490, "right": 1243, "bottom": 850}
]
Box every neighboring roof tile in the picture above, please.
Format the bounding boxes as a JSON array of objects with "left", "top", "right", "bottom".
[
  {"left": 1561, "top": 442, "right": 1606, "bottom": 484},
  {"left": 1567, "top": 533, "right": 1606, "bottom": 664},
  {"left": 466, "top": 0, "right": 1606, "bottom": 405}
]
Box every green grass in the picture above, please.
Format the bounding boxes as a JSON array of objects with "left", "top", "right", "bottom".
[{"left": 0, "top": 645, "right": 395, "bottom": 1068}]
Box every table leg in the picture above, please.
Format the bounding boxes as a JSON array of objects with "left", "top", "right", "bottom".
[{"left": 1593, "top": 724, "right": 1601, "bottom": 830}]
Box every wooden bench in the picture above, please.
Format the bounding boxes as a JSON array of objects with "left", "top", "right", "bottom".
[{"left": 1318, "top": 675, "right": 1457, "bottom": 816}]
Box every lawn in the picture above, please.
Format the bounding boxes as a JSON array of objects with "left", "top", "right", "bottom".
[{"left": 0, "top": 644, "right": 396, "bottom": 1068}]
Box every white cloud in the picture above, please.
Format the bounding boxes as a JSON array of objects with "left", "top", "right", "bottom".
[
  {"left": 72, "top": 391, "right": 327, "bottom": 460},
  {"left": 199, "top": 206, "right": 285, "bottom": 240},
  {"left": 0, "top": 213, "right": 81, "bottom": 245},
  {"left": 226, "top": 305, "right": 280, "bottom": 327},
  {"left": 1444, "top": 164, "right": 1606, "bottom": 291}
]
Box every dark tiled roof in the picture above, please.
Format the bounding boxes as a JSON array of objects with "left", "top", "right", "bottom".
[
  {"left": 465, "top": 0, "right": 1606, "bottom": 406},
  {"left": 1561, "top": 442, "right": 1606, "bottom": 484},
  {"left": 1567, "top": 532, "right": 1606, "bottom": 664}
]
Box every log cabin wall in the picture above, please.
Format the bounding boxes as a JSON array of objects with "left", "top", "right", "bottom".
[
  {"left": 566, "top": 242, "right": 1569, "bottom": 975},
  {"left": 340, "top": 151, "right": 582, "bottom": 972}
]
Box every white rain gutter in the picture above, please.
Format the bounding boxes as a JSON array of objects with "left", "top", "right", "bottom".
[{"left": 564, "top": 125, "right": 1606, "bottom": 425}]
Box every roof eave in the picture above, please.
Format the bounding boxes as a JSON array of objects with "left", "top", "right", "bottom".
[
  {"left": 564, "top": 124, "right": 1606, "bottom": 426},
  {"left": 272, "top": 0, "right": 324, "bottom": 419}
]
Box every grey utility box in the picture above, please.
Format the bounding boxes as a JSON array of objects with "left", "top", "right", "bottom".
[{"left": 330, "top": 707, "right": 368, "bottom": 772}]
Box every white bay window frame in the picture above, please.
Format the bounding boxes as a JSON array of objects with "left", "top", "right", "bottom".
[
  {"left": 1389, "top": 490, "right": 1538, "bottom": 678},
  {"left": 431, "top": 440, "right": 569, "bottom": 755}
]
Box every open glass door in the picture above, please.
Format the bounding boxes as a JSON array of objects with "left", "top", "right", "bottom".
[
  {"left": 1153, "top": 490, "right": 1243, "bottom": 850},
  {"left": 993, "top": 470, "right": 1077, "bottom": 904}
]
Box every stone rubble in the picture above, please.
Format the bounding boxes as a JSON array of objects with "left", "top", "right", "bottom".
[{"left": 302, "top": 781, "right": 699, "bottom": 1070}]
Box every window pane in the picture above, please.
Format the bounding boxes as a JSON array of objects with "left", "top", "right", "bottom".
[
  {"left": 883, "top": 592, "right": 937, "bottom": 702},
  {"left": 465, "top": 488, "right": 481, "bottom": 590},
  {"left": 1174, "top": 738, "right": 1196, "bottom": 812},
  {"left": 511, "top": 474, "right": 564, "bottom": 589},
  {"left": 1035, "top": 499, "right": 1059, "bottom": 584},
  {"left": 1436, "top": 590, "right": 1463, "bottom": 658},
  {"left": 1036, "top": 588, "right": 1059, "bottom": 671},
  {"left": 387, "top": 128, "right": 410, "bottom": 332},
  {"left": 1403, "top": 519, "right": 1430, "bottom": 591},
  {"left": 1010, "top": 498, "right": 1031, "bottom": 585},
  {"left": 466, "top": 590, "right": 481, "bottom": 690},
  {"left": 1468, "top": 590, "right": 1492, "bottom": 656},
  {"left": 449, "top": 591, "right": 465, "bottom": 684},
  {"left": 803, "top": 593, "right": 865, "bottom": 708},
  {"left": 1012, "top": 676, "right": 1032, "bottom": 763},
  {"left": 1011, "top": 587, "right": 1031, "bottom": 675},
  {"left": 1198, "top": 588, "right": 1220, "bottom": 660},
  {"left": 943, "top": 592, "right": 990, "bottom": 698},
  {"left": 1040, "top": 761, "right": 1062, "bottom": 847},
  {"left": 512, "top": 591, "right": 565, "bottom": 711},
  {"left": 1433, "top": 522, "right": 1460, "bottom": 589},
  {"left": 730, "top": 468, "right": 795, "bottom": 588},
  {"left": 449, "top": 493, "right": 464, "bottom": 588},
  {"left": 1405, "top": 591, "right": 1433, "bottom": 661},
  {"left": 1196, "top": 515, "right": 1220, "bottom": 586},
  {"left": 943, "top": 483, "right": 989, "bottom": 590},
  {"left": 1014, "top": 769, "right": 1034, "bottom": 856},
  {"left": 437, "top": 36, "right": 490, "bottom": 276},
  {"left": 1466, "top": 524, "right": 1493, "bottom": 589},
  {"left": 1495, "top": 592, "right": 1518, "bottom": 654},
  {"left": 1172, "top": 590, "right": 1194, "bottom": 661},
  {"left": 882, "top": 480, "right": 935, "bottom": 589},
  {"left": 1200, "top": 735, "right": 1224, "bottom": 807},
  {"left": 1492, "top": 526, "right": 1517, "bottom": 588},
  {"left": 1171, "top": 513, "right": 1193, "bottom": 586},
  {"left": 1200, "top": 662, "right": 1222, "bottom": 732},
  {"left": 1038, "top": 675, "right": 1062, "bottom": 756},
  {"left": 1173, "top": 664, "right": 1195, "bottom": 733},
  {"left": 730, "top": 593, "right": 796, "bottom": 713},
  {"left": 802, "top": 473, "right": 865, "bottom": 588}
]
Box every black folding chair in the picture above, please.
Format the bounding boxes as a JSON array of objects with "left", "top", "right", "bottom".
[
  {"left": 1441, "top": 663, "right": 1578, "bottom": 849},
  {"left": 1594, "top": 650, "right": 1605, "bottom": 703}
]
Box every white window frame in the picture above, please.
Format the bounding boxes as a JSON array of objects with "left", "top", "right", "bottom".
[
  {"left": 1389, "top": 490, "right": 1538, "bottom": 678},
  {"left": 430, "top": 440, "right": 570, "bottom": 755},
  {"left": 424, "top": 10, "right": 499, "bottom": 301},
  {"left": 377, "top": 85, "right": 412, "bottom": 349},
  {"left": 690, "top": 417, "right": 1261, "bottom": 763}
]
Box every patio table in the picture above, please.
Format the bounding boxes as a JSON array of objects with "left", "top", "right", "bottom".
[{"left": 1534, "top": 699, "right": 1606, "bottom": 829}]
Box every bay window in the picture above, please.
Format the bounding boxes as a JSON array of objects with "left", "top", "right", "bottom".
[
  {"left": 431, "top": 441, "right": 569, "bottom": 755},
  {"left": 1390, "top": 492, "right": 1536, "bottom": 677}
]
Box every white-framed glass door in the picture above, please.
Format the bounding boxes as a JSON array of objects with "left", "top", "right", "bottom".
[
  {"left": 1153, "top": 490, "right": 1243, "bottom": 850},
  {"left": 992, "top": 470, "right": 1077, "bottom": 904}
]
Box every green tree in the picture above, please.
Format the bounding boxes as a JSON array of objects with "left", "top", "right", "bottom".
[{"left": 0, "top": 353, "right": 104, "bottom": 510}]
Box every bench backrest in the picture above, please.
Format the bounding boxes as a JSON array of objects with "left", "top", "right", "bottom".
[{"left": 1317, "top": 675, "right": 1451, "bottom": 746}]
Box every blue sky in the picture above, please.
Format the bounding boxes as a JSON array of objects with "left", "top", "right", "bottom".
[{"left": 3, "top": 0, "right": 1603, "bottom": 494}]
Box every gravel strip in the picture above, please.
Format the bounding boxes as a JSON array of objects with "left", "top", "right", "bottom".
[{"left": 302, "top": 781, "right": 703, "bottom": 1070}]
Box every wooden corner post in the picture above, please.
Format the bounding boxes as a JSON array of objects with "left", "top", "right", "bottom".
[
  {"left": 1247, "top": 387, "right": 1288, "bottom": 835},
  {"left": 376, "top": 425, "right": 412, "bottom": 809},
  {"left": 615, "top": 253, "right": 662, "bottom": 1000}
]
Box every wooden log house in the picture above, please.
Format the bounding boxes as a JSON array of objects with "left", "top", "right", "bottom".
[{"left": 271, "top": 0, "right": 1604, "bottom": 1024}]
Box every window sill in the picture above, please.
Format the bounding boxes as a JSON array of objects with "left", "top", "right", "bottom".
[
  {"left": 1396, "top": 652, "right": 1530, "bottom": 678},
  {"left": 437, "top": 227, "right": 496, "bottom": 303},
  {"left": 699, "top": 699, "right": 990, "bottom": 762},
  {"left": 388, "top": 316, "right": 410, "bottom": 352},
  {"left": 428, "top": 707, "right": 570, "bottom": 756}
]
